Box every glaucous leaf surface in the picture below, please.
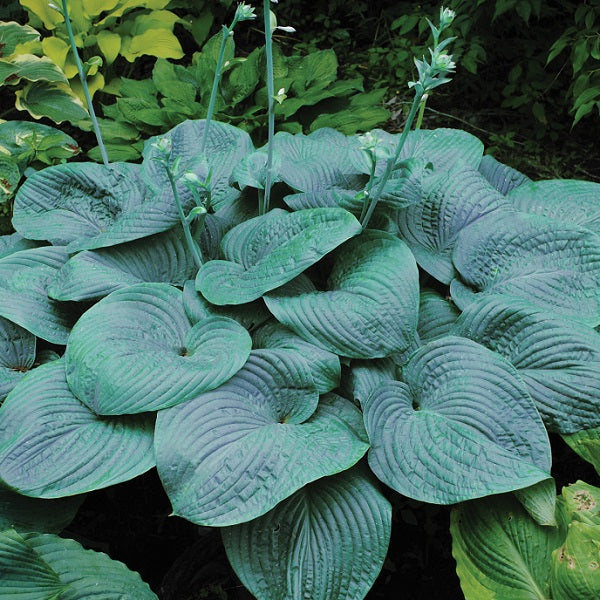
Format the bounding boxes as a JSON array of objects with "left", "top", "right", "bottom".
[
  {"left": 451, "top": 494, "right": 562, "bottom": 599},
  {"left": 0, "top": 528, "right": 67, "bottom": 598},
  {"left": 196, "top": 207, "right": 361, "bottom": 305},
  {"left": 0, "top": 233, "right": 40, "bottom": 259},
  {"left": 12, "top": 162, "right": 148, "bottom": 250},
  {"left": 452, "top": 295, "right": 600, "bottom": 433},
  {"left": 417, "top": 289, "right": 461, "bottom": 343},
  {"left": 0, "top": 485, "right": 83, "bottom": 533},
  {"left": 0, "top": 316, "right": 35, "bottom": 403},
  {"left": 562, "top": 428, "right": 600, "bottom": 476},
  {"left": 478, "top": 154, "right": 532, "bottom": 195},
  {"left": 155, "top": 350, "right": 369, "bottom": 526},
  {"left": 550, "top": 521, "right": 600, "bottom": 600},
  {"left": 253, "top": 321, "right": 341, "bottom": 394},
  {"left": 223, "top": 464, "right": 391, "bottom": 600},
  {"left": 65, "top": 283, "right": 251, "bottom": 414},
  {"left": 48, "top": 227, "right": 199, "bottom": 301},
  {"left": 396, "top": 163, "right": 511, "bottom": 284},
  {"left": 451, "top": 212, "right": 600, "bottom": 326},
  {"left": 0, "top": 360, "right": 155, "bottom": 498},
  {"left": 363, "top": 336, "right": 552, "bottom": 504},
  {"left": 348, "top": 358, "right": 397, "bottom": 409},
  {"left": 507, "top": 179, "right": 600, "bottom": 235},
  {"left": 265, "top": 230, "right": 419, "bottom": 358},
  {"left": 142, "top": 119, "right": 253, "bottom": 213},
  {"left": 0, "top": 246, "right": 72, "bottom": 344},
  {"left": 0, "top": 530, "right": 158, "bottom": 599}
]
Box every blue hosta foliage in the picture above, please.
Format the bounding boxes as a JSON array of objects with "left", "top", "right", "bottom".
[{"left": 1, "top": 118, "right": 599, "bottom": 600}]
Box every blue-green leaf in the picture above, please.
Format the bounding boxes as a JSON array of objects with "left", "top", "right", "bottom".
[
  {"left": 65, "top": 283, "right": 251, "bottom": 415},
  {"left": 453, "top": 295, "right": 600, "bottom": 433},
  {"left": 0, "top": 246, "right": 72, "bottom": 344},
  {"left": 265, "top": 230, "right": 419, "bottom": 358},
  {"left": 196, "top": 208, "right": 361, "bottom": 305},
  {"left": 223, "top": 464, "right": 391, "bottom": 600},
  {"left": 478, "top": 154, "right": 531, "bottom": 195},
  {"left": 155, "top": 350, "right": 369, "bottom": 526},
  {"left": 0, "top": 317, "right": 35, "bottom": 403},
  {"left": 417, "top": 289, "right": 461, "bottom": 343},
  {"left": 0, "top": 361, "right": 155, "bottom": 498},
  {"left": 452, "top": 212, "right": 600, "bottom": 326},
  {"left": 363, "top": 336, "right": 552, "bottom": 504}
]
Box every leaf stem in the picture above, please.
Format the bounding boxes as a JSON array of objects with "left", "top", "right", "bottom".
[
  {"left": 60, "top": 0, "right": 108, "bottom": 166},
  {"left": 262, "top": 0, "right": 275, "bottom": 215},
  {"left": 165, "top": 167, "right": 203, "bottom": 269},
  {"left": 361, "top": 91, "right": 423, "bottom": 229}
]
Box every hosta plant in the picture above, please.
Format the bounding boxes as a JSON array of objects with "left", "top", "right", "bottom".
[{"left": 0, "top": 5, "right": 599, "bottom": 600}]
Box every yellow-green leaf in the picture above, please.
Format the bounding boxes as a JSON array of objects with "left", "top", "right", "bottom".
[
  {"left": 95, "top": 30, "right": 121, "bottom": 64},
  {"left": 20, "top": 0, "right": 65, "bottom": 30},
  {"left": 121, "top": 29, "right": 183, "bottom": 61}
]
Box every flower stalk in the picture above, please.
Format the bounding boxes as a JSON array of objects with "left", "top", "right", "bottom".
[
  {"left": 261, "top": 0, "right": 276, "bottom": 215},
  {"left": 56, "top": 0, "right": 109, "bottom": 166}
]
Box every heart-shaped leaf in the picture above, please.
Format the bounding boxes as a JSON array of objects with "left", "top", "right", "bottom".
[
  {"left": 222, "top": 464, "right": 391, "bottom": 600},
  {"left": 451, "top": 494, "right": 562, "bottom": 599},
  {"left": 0, "top": 530, "right": 158, "bottom": 599},
  {"left": 0, "top": 316, "right": 35, "bottom": 403},
  {"left": 507, "top": 179, "right": 600, "bottom": 235},
  {"left": 265, "top": 230, "right": 419, "bottom": 358},
  {"left": 196, "top": 207, "right": 361, "bottom": 305},
  {"left": 562, "top": 428, "right": 600, "bottom": 476},
  {"left": 452, "top": 295, "right": 600, "bottom": 433},
  {"left": 363, "top": 336, "right": 552, "bottom": 503},
  {"left": 0, "top": 360, "right": 155, "bottom": 498},
  {"left": 0, "top": 246, "right": 73, "bottom": 344},
  {"left": 396, "top": 163, "right": 511, "bottom": 284},
  {"left": 48, "top": 226, "right": 199, "bottom": 301},
  {"left": 155, "top": 350, "right": 369, "bottom": 526},
  {"left": 478, "top": 154, "right": 531, "bottom": 195},
  {"left": 451, "top": 212, "right": 600, "bottom": 326},
  {"left": 65, "top": 283, "right": 251, "bottom": 415}
]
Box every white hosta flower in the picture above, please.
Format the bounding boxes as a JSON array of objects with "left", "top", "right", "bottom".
[
  {"left": 152, "top": 137, "right": 172, "bottom": 155},
  {"left": 439, "top": 6, "right": 456, "bottom": 28},
  {"left": 235, "top": 3, "right": 256, "bottom": 22},
  {"left": 434, "top": 52, "right": 456, "bottom": 72},
  {"left": 276, "top": 25, "right": 296, "bottom": 33}
]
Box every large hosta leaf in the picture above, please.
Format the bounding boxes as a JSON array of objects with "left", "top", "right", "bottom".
[
  {"left": 253, "top": 321, "right": 340, "bottom": 394},
  {"left": 451, "top": 212, "right": 600, "bottom": 326},
  {"left": 65, "top": 283, "right": 251, "bottom": 414},
  {"left": 562, "top": 428, "right": 600, "bottom": 475},
  {"left": 0, "top": 233, "right": 40, "bottom": 258},
  {"left": 196, "top": 207, "right": 361, "bottom": 305},
  {"left": 478, "top": 154, "right": 531, "bottom": 195},
  {"left": 396, "top": 163, "right": 511, "bottom": 284},
  {"left": 0, "top": 317, "right": 35, "bottom": 402},
  {"left": 0, "top": 361, "right": 155, "bottom": 498},
  {"left": 417, "top": 289, "right": 461, "bottom": 343},
  {"left": 452, "top": 296, "right": 600, "bottom": 433},
  {"left": 223, "top": 464, "right": 391, "bottom": 600},
  {"left": 451, "top": 494, "right": 562, "bottom": 599},
  {"left": 142, "top": 119, "right": 253, "bottom": 213},
  {"left": 48, "top": 226, "right": 199, "bottom": 301},
  {"left": 363, "top": 336, "right": 551, "bottom": 504},
  {"left": 155, "top": 350, "right": 369, "bottom": 526},
  {"left": 265, "top": 230, "right": 419, "bottom": 358},
  {"left": 0, "top": 530, "right": 158, "bottom": 599},
  {"left": 0, "top": 246, "right": 72, "bottom": 344},
  {"left": 507, "top": 179, "right": 600, "bottom": 235},
  {"left": 0, "top": 485, "right": 83, "bottom": 533},
  {"left": 12, "top": 161, "right": 148, "bottom": 249},
  {"left": 0, "top": 528, "right": 67, "bottom": 598}
]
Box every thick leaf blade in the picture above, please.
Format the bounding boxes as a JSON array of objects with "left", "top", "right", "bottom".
[
  {"left": 65, "top": 283, "right": 251, "bottom": 414},
  {"left": 196, "top": 207, "right": 361, "bottom": 305},
  {"left": 0, "top": 360, "right": 155, "bottom": 498},
  {"left": 22, "top": 532, "right": 158, "bottom": 599},
  {"left": 452, "top": 296, "right": 600, "bottom": 433},
  {"left": 0, "top": 316, "right": 35, "bottom": 402},
  {"left": 223, "top": 464, "right": 391, "bottom": 600},
  {"left": 451, "top": 212, "right": 600, "bottom": 326},
  {"left": 155, "top": 350, "right": 369, "bottom": 526},
  {"left": 265, "top": 230, "right": 419, "bottom": 358},
  {"left": 562, "top": 428, "right": 600, "bottom": 475},
  {"left": 0, "top": 246, "right": 73, "bottom": 344},
  {"left": 48, "top": 227, "right": 199, "bottom": 301},
  {"left": 451, "top": 494, "right": 562, "bottom": 599},
  {"left": 417, "top": 289, "right": 461, "bottom": 343},
  {"left": 396, "top": 163, "right": 511, "bottom": 284},
  {"left": 507, "top": 179, "right": 600, "bottom": 235},
  {"left": 363, "top": 336, "right": 551, "bottom": 503},
  {"left": 478, "top": 154, "right": 531, "bottom": 195}
]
